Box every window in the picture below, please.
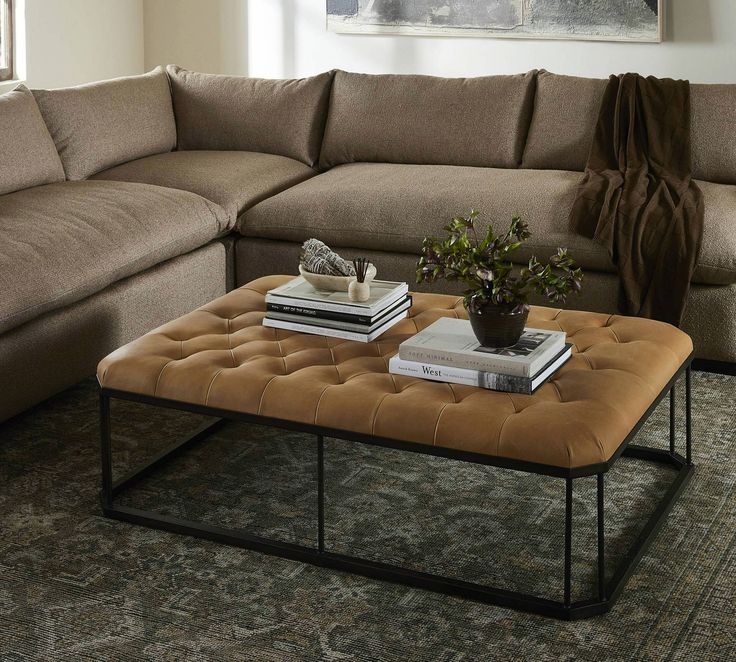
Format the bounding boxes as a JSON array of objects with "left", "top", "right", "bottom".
[{"left": 0, "top": 0, "right": 12, "bottom": 82}]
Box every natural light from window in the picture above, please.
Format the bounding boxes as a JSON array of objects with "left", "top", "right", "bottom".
[{"left": 0, "top": 0, "right": 13, "bottom": 82}]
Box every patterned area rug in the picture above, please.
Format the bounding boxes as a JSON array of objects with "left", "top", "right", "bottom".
[{"left": 0, "top": 372, "right": 734, "bottom": 661}]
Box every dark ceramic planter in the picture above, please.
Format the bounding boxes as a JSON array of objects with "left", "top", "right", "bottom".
[{"left": 467, "top": 302, "right": 529, "bottom": 348}]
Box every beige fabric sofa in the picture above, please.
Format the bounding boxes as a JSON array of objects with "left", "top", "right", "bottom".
[
  {"left": 235, "top": 70, "right": 736, "bottom": 365},
  {"left": 0, "top": 67, "right": 733, "bottom": 422}
]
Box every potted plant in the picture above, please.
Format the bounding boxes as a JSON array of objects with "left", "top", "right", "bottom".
[{"left": 416, "top": 211, "right": 583, "bottom": 348}]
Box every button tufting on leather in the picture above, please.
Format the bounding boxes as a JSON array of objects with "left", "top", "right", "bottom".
[{"left": 97, "top": 275, "right": 694, "bottom": 469}]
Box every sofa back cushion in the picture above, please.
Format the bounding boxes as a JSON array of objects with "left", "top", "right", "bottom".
[
  {"left": 523, "top": 73, "right": 736, "bottom": 183},
  {"left": 0, "top": 85, "right": 65, "bottom": 195},
  {"left": 33, "top": 67, "right": 176, "bottom": 180},
  {"left": 691, "top": 83, "right": 736, "bottom": 184},
  {"left": 167, "top": 66, "right": 334, "bottom": 168},
  {"left": 522, "top": 71, "right": 607, "bottom": 172},
  {"left": 319, "top": 70, "right": 536, "bottom": 170}
]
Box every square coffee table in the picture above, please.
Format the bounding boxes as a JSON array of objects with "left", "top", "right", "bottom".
[{"left": 97, "top": 275, "right": 694, "bottom": 620}]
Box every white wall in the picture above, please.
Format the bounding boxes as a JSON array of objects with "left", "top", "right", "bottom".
[
  {"left": 22, "top": 0, "right": 144, "bottom": 88},
  {"left": 6, "top": 1, "right": 736, "bottom": 90},
  {"left": 241, "top": 0, "right": 735, "bottom": 83},
  {"left": 143, "top": 0, "right": 248, "bottom": 74}
]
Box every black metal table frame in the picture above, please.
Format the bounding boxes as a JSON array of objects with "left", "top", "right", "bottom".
[{"left": 99, "top": 354, "right": 694, "bottom": 621}]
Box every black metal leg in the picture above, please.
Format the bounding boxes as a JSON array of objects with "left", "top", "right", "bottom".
[
  {"left": 564, "top": 477, "right": 573, "bottom": 606},
  {"left": 99, "top": 356, "right": 695, "bottom": 622},
  {"left": 597, "top": 473, "right": 605, "bottom": 601},
  {"left": 99, "top": 391, "right": 112, "bottom": 508},
  {"left": 685, "top": 367, "right": 692, "bottom": 465},
  {"left": 317, "top": 435, "right": 325, "bottom": 552},
  {"left": 669, "top": 383, "right": 676, "bottom": 454}
]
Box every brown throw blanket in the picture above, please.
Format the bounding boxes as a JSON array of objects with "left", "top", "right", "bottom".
[{"left": 570, "top": 74, "right": 704, "bottom": 326}]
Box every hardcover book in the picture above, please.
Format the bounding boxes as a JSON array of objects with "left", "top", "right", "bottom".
[
  {"left": 262, "top": 310, "right": 407, "bottom": 343},
  {"left": 266, "top": 277, "right": 408, "bottom": 317},
  {"left": 389, "top": 345, "right": 572, "bottom": 395},
  {"left": 398, "top": 317, "right": 566, "bottom": 377},
  {"left": 267, "top": 298, "right": 412, "bottom": 333},
  {"left": 266, "top": 295, "right": 412, "bottom": 326}
]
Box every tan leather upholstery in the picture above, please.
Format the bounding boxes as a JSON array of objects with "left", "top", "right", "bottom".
[{"left": 98, "top": 276, "right": 693, "bottom": 470}]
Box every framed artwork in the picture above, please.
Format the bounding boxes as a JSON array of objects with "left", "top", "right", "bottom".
[{"left": 327, "top": 1, "right": 663, "bottom": 43}]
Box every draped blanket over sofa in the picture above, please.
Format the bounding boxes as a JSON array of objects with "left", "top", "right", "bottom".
[
  {"left": 570, "top": 73, "right": 704, "bottom": 327},
  {"left": 0, "top": 66, "right": 734, "bottom": 421}
]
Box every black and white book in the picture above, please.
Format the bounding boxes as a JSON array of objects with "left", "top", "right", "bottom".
[
  {"left": 389, "top": 345, "right": 572, "bottom": 395},
  {"left": 262, "top": 310, "right": 408, "bottom": 343},
  {"left": 266, "top": 277, "right": 409, "bottom": 317},
  {"left": 398, "top": 317, "right": 566, "bottom": 377},
  {"left": 266, "top": 295, "right": 413, "bottom": 326},
  {"left": 267, "top": 297, "right": 412, "bottom": 333}
]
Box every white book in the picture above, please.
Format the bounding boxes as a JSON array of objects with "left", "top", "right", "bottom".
[
  {"left": 398, "top": 317, "right": 566, "bottom": 377},
  {"left": 266, "top": 277, "right": 408, "bottom": 317},
  {"left": 267, "top": 298, "right": 413, "bottom": 333},
  {"left": 389, "top": 345, "right": 572, "bottom": 395},
  {"left": 263, "top": 311, "right": 408, "bottom": 343}
]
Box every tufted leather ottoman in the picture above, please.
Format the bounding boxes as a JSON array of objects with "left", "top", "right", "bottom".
[{"left": 97, "top": 275, "right": 696, "bottom": 620}]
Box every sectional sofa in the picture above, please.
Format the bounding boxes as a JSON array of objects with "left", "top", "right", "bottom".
[{"left": 0, "top": 66, "right": 734, "bottom": 422}]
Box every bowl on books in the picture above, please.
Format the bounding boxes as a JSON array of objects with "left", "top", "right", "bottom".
[{"left": 298, "top": 264, "right": 377, "bottom": 292}]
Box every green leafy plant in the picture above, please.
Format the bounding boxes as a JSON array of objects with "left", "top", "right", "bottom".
[{"left": 416, "top": 211, "right": 583, "bottom": 313}]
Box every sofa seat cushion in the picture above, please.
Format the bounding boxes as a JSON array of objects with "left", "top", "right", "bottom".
[
  {"left": 0, "top": 181, "right": 228, "bottom": 334},
  {"left": 240, "top": 163, "right": 736, "bottom": 286},
  {"left": 240, "top": 163, "right": 609, "bottom": 268},
  {"left": 91, "top": 150, "right": 317, "bottom": 222}
]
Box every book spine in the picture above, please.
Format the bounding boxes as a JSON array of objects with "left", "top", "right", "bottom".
[
  {"left": 267, "top": 302, "right": 374, "bottom": 325},
  {"left": 265, "top": 294, "right": 380, "bottom": 316},
  {"left": 397, "top": 347, "right": 529, "bottom": 377},
  {"left": 267, "top": 312, "right": 377, "bottom": 333},
  {"left": 266, "top": 286, "right": 408, "bottom": 317},
  {"left": 267, "top": 296, "right": 411, "bottom": 326},
  {"left": 388, "top": 357, "right": 532, "bottom": 394},
  {"left": 262, "top": 317, "right": 371, "bottom": 343}
]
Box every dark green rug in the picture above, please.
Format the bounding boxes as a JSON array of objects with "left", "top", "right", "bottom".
[{"left": 0, "top": 372, "right": 734, "bottom": 661}]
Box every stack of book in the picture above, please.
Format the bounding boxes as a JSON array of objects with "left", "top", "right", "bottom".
[
  {"left": 263, "top": 277, "right": 411, "bottom": 342},
  {"left": 390, "top": 317, "right": 572, "bottom": 394}
]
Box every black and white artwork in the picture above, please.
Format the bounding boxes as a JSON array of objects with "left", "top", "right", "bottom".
[
  {"left": 474, "top": 331, "right": 550, "bottom": 357},
  {"left": 326, "top": 1, "right": 663, "bottom": 42}
]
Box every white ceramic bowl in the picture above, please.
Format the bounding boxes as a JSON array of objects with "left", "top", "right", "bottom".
[{"left": 299, "top": 264, "right": 377, "bottom": 292}]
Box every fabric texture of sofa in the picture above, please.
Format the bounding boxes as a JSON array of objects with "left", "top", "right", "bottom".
[
  {"left": 166, "top": 65, "right": 333, "bottom": 167},
  {"left": 0, "top": 85, "right": 65, "bottom": 195},
  {"left": 0, "top": 180, "right": 228, "bottom": 334},
  {"left": 33, "top": 67, "right": 177, "bottom": 181},
  {"left": 91, "top": 150, "right": 316, "bottom": 220},
  {"left": 319, "top": 70, "right": 536, "bottom": 169},
  {"left": 0, "top": 66, "right": 734, "bottom": 422}
]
